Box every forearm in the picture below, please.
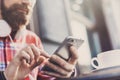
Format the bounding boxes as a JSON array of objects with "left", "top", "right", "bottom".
[{"left": 1, "top": 71, "right": 30, "bottom": 80}]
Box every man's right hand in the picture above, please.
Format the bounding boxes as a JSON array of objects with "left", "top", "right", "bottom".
[{"left": 4, "top": 44, "right": 50, "bottom": 80}]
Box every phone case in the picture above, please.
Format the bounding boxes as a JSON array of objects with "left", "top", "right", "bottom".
[{"left": 54, "top": 36, "right": 84, "bottom": 60}]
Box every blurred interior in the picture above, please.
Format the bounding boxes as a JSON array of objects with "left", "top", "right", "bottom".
[{"left": 28, "top": 0, "right": 120, "bottom": 76}]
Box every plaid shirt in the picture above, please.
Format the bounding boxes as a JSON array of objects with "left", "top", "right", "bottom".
[
  {"left": 0, "top": 28, "right": 54, "bottom": 80},
  {"left": 0, "top": 38, "right": 16, "bottom": 71}
]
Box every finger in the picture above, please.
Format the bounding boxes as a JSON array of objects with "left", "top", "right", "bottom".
[
  {"left": 68, "top": 46, "right": 79, "bottom": 65},
  {"left": 20, "top": 51, "right": 31, "bottom": 64},
  {"left": 50, "top": 55, "right": 74, "bottom": 72},
  {"left": 24, "top": 46, "right": 34, "bottom": 62},
  {"left": 30, "top": 56, "right": 45, "bottom": 70},
  {"left": 45, "top": 61, "right": 69, "bottom": 76},
  {"left": 21, "top": 59, "right": 30, "bottom": 67},
  {"left": 30, "top": 44, "right": 40, "bottom": 61},
  {"left": 39, "top": 50, "right": 50, "bottom": 58},
  {"left": 42, "top": 71, "right": 72, "bottom": 78},
  {"left": 42, "top": 71, "right": 63, "bottom": 78}
]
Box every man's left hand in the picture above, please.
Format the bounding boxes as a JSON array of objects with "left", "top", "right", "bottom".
[{"left": 42, "top": 46, "right": 78, "bottom": 78}]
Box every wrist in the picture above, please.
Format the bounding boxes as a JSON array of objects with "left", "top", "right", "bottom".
[
  {"left": 4, "top": 69, "right": 17, "bottom": 80},
  {"left": 4, "top": 69, "right": 15, "bottom": 80},
  {"left": 4, "top": 60, "right": 20, "bottom": 80}
]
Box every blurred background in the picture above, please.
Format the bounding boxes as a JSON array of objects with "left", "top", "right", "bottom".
[{"left": 28, "top": 0, "right": 120, "bottom": 76}]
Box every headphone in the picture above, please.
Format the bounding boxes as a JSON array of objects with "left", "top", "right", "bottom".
[
  {"left": 0, "top": 0, "right": 11, "bottom": 37},
  {"left": 0, "top": 20, "right": 11, "bottom": 37}
]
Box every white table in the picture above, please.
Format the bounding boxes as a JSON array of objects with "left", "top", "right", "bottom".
[{"left": 59, "top": 66, "right": 120, "bottom": 80}]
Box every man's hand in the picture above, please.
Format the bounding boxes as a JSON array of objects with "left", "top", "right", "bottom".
[
  {"left": 42, "top": 46, "right": 78, "bottom": 78},
  {"left": 4, "top": 44, "right": 50, "bottom": 80}
]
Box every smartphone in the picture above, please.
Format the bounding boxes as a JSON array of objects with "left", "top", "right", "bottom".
[
  {"left": 42, "top": 36, "right": 84, "bottom": 72},
  {"left": 53, "top": 36, "right": 84, "bottom": 61}
]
